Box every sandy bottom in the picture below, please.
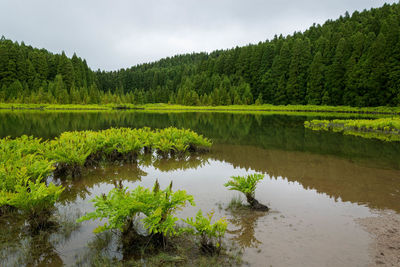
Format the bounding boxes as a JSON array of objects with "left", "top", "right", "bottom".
[{"left": 356, "top": 210, "right": 400, "bottom": 266}]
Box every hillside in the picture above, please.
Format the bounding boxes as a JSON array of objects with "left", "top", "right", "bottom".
[{"left": 1, "top": 2, "right": 400, "bottom": 106}]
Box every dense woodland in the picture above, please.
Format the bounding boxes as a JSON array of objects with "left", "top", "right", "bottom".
[{"left": 1, "top": 2, "right": 400, "bottom": 106}]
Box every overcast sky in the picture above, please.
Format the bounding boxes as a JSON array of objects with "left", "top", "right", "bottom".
[{"left": 0, "top": 0, "right": 397, "bottom": 70}]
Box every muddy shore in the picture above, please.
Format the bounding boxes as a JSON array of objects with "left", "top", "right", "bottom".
[{"left": 356, "top": 210, "right": 400, "bottom": 266}]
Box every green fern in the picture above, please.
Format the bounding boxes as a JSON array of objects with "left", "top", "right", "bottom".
[{"left": 224, "top": 173, "right": 264, "bottom": 198}]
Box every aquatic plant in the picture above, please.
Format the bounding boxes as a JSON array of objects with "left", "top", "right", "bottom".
[
  {"left": 181, "top": 210, "right": 228, "bottom": 255},
  {"left": 44, "top": 127, "right": 212, "bottom": 171},
  {"left": 9, "top": 178, "right": 64, "bottom": 232},
  {"left": 0, "top": 136, "right": 60, "bottom": 229},
  {"left": 226, "top": 195, "right": 244, "bottom": 210},
  {"left": 224, "top": 174, "right": 269, "bottom": 211},
  {"left": 46, "top": 137, "right": 92, "bottom": 177},
  {"left": 304, "top": 118, "right": 400, "bottom": 142},
  {"left": 77, "top": 180, "right": 195, "bottom": 247},
  {"left": 0, "top": 127, "right": 211, "bottom": 233}
]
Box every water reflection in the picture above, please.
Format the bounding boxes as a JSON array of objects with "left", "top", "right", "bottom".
[
  {"left": 1, "top": 111, "right": 399, "bottom": 169},
  {"left": 24, "top": 232, "right": 63, "bottom": 267},
  {"left": 227, "top": 208, "right": 266, "bottom": 248},
  {"left": 1, "top": 111, "right": 400, "bottom": 266},
  {"left": 211, "top": 144, "right": 400, "bottom": 213},
  {"left": 152, "top": 154, "right": 210, "bottom": 172},
  {"left": 0, "top": 210, "right": 80, "bottom": 267}
]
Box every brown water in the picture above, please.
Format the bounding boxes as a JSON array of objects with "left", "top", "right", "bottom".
[{"left": 1, "top": 111, "right": 399, "bottom": 266}]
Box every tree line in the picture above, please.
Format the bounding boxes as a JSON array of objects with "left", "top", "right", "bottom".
[{"left": 1, "top": 2, "right": 400, "bottom": 106}]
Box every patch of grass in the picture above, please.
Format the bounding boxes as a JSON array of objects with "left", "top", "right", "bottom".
[
  {"left": 1, "top": 102, "right": 400, "bottom": 115},
  {"left": 305, "top": 118, "right": 400, "bottom": 142},
  {"left": 138, "top": 103, "right": 400, "bottom": 115},
  {"left": 226, "top": 195, "right": 245, "bottom": 211}
]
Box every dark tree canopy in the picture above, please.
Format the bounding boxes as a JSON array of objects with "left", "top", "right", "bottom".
[{"left": 1, "top": 2, "right": 400, "bottom": 106}]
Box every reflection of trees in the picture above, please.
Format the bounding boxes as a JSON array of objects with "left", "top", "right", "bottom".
[
  {"left": 25, "top": 232, "right": 63, "bottom": 267},
  {"left": 212, "top": 143, "right": 400, "bottom": 213},
  {"left": 0, "top": 213, "right": 25, "bottom": 265},
  {"left": 57, "top": 152, "right": 211, "bottom": 204},
  {"left": 152, "top": 154, "right": 210, "bottom": 172},
  {"left": 74, "top": 232, "right": 115, "bottom": 266},
  {"left": 1, "top": 111, "right": 399, "bottom": 169},
  {"left": 57, "top": 163, "right": 146, "bottom": 204},
  {"left": 3, "top": 111, "right": 400, "bottom": 209},
  {"left": 226, "top": 208, "right": 266, "bottom": 248},
  {"left": 0, "top": 211, "right": 79, "bottom": 266}
]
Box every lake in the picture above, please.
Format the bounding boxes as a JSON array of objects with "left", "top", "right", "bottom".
[{"left": 1, "top": 111, "right": 399, "bottom": 266}]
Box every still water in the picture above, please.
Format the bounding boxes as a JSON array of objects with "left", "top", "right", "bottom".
[{"left": 1, "top": 111, "right": 399, "bottom": 266}]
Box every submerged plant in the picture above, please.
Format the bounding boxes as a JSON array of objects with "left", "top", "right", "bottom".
[
  {"left": 224, "top": 174, "right": 269, "bottom": 211},
  {"left": 181, "top": 210, "right": 227, "bottom": 255}
]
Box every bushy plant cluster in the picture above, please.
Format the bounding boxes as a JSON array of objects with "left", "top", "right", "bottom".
[
  {"left": 78, "top": 180, "right": 227, "bottom": 254},
  {"left": 0, "top": 136, "right": 63, "bottom": 230},
  {"left": 46, "top": 127, "right": 211, "bottom": 175},
  {"left": 0, "top": 127, "right": 212, "bottom": 231},
  {"left": 78, "top": 181, "right": 194, "bottom": 236},
  {"left": 305, "top": 118, "right": 400, "bottom": 142},
  {"left": 78, "top": 173, "right": 267, "bottom": 256},
  {"left": 181, "top": 210, "right": 228, "bottom": 254}
]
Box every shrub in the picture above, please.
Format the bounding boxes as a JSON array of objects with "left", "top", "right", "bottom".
[
  {"left": 181, "top": 210, "right": 227, "bottom": 254},
  {"left": 77, "top": 180, "right": 195, "bottom": 247},
  {"left": 8, "top": 177, "right": 64, "bottom": 232}
]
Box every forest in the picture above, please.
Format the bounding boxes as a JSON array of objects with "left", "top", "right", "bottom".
[{"left": 1, "top": 2, "right": 400, "bottom": 107}]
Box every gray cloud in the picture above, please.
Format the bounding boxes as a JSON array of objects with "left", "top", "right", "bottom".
[{"left": 0, "top": 0, "right": 396, "bottom": 70}]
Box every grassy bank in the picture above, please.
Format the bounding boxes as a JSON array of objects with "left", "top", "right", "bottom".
[
  {"left": 138, "top": 103, "right": 400, "bottom": 115},
  {"left": 0, "top": 103, "right": 111, "bottom": 110},
  {"left": 304, "top": 118, "right": 400, "bottom": 142},
  {"left": 1, "top": 103, "right": 400, "bottom": 115}
]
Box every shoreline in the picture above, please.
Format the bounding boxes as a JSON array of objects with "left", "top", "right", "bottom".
[
  {"left": 1, "top": 103, "right": 400, "bottom": 115},
  {"left": 356, "top": 210, "right": 400, "bottom": 266}
]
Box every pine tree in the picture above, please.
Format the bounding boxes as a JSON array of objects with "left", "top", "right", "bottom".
[
  {"left": 286, "top": 38, "right": 311, "bottom": 104},
  {"left": 255, "top": 93, "right": 263, "bottom": 105},
  {"left": 306, "top": 52, "right": 325, "bottom": 104},
  {"left": 325, "top": 38, "right": 349, "bottom": 105},
  {"left": 57, "top": 52, "right": 75, "bottom": 90}
]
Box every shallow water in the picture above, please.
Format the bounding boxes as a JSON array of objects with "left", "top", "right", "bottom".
[{"left": 1, "top": 111, "right": 399, "bottom": 266}]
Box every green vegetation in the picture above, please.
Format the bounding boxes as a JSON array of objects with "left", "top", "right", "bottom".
[
  {"left": 181, "top": 210, "right": 228, "bottom": 255},
  {"left": 137, "top": 104, "right": 400, "bottom": 115},
  {"left": 305, "top": 118, "right": 400, "bottom": 141},
  {"left": 46, "top": 127, "right": 211, "bottom": 176},
  {"left": 77, "top": 180, "right": 195, "bottom": 247},
  {"left": 0, "top": 127, "right": 211, "bottom": 231},
  {"left": 1, "top": 102, "right": 400, "bottom": 115},
  {"left": 2, "top": 111, "right": 400, "bottom": 170},
  {"left": 9, "top": 179, "right": 64, "bottom": 232},
  {"left": 0, "top": 135, "right": 63, "bottom": 231},
  {"left": 2, "top": 3, "right": 400, "bottom": 107},
  {"left": 224, "top": 174, "right": 268, "bottom": 211},
  {"left": 226, "top": 195, "right": 244, "bottom": 211},
  {"left": 77, "top": 181, "right": 230, "bottom": 259}
]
